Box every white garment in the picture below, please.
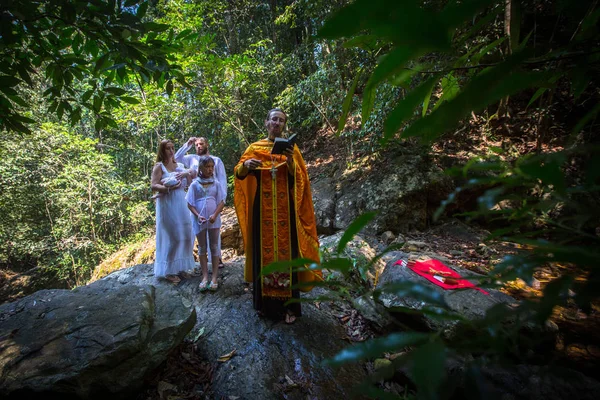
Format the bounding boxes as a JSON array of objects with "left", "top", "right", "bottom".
[
  {"left": 175, "top": 143, "right": 227, "bottom": 262},
  {"left": 174, "top": 144, "right": 227, "bottom": 202},
  {"left": 154, "top": 162, "right": 195, "bottom": 278},
  {"left": 186, "top": 179, "right": 225, "bottom": 235}
]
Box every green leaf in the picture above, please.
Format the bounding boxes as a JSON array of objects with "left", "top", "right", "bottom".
[
  {"left": 382, "top": 76, "right": 439, "bottom": 143},
  {"left": 421, "top": 79, "right": 435, "bottom": 117},
  {"left": 137, "top": 1, "right": 149, "bottom": 18},
  {"left": 336, "top": 211, "right": 377, "bottom": 254},
  {"left": 343, "top": 34, "right": 381, "bottom": 51},
  {"left": 434, "top": 72, "right": 460, "bottom": 110},
  {"left": 93, "top": 95, "right": 103, "bottom": 112},
  {"left": 366, "top": 46, "right": 423, "bottom": 92},
  {"left": 143, "top": 22, "right": 171, "bottom": 32},
  {"left": 104, "top": 87, "right": 127, "bottom": 95},
  {"left": 337, "top": 70, "right": 361, "bottom": 134},
  {"left": 527, "top": 87, "right": 548, "bottom": 108},
  {"left": 571, "top": 101, "right": 600, "bottom": 136},
  {"left": 94, "top": 54, "right": 110, "bottom": 72},
  {"left": 0, "top": 75, "right": 21, "bottom": 88},
  {"left": 318, "top": 0, "right": 450, "bottom": 50},
  {"left": 472, "top": 37, "right": 506, "bottom": 64},
  {"left": 410, "top": 341, "right": 447, "bottom": 399},
  {"left": 402, "top": 54, "right": 552, "bottom": 141},
  {"left": 361, "top": 84, "right": 376, "bottom": 125},
  {"left": 326, "top": 332, "right": 431, "bottom": 366},
  {"left": 322, "top": 257, "right": 353, "bottom": 274},
  {"left": 120, "top": 96, "right": 141, "bottom": 105},
  {"left": 261, "top": 258, "right": 317, "bottom": 276},
  {"left": 7, "top": 94, "right": 27, "bottom": 107},
  {"left": 81, "top": 89, "right": 94, "bottom": 102},
  {"left": 518, "top": 153, "right": 566, "bottom": 193}
]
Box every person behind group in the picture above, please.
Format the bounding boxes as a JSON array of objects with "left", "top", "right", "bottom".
[
  {"left": 175, "top": 136, "right": 227, "bottom": 267},
  {"left": 233, "top": 108, "right": 321, "bottom": 323},
  {"left": 186, "top": 156, "right": 226, "bottom": 291},
  {"left": 151, "top": 139, "right": 195, "bottom": 283}
]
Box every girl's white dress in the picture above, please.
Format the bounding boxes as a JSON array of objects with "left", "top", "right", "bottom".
[
  {"left": 154, "top": 162, "right": 195, "bottom": 278},
  {"left": 186, "top": 178, "right": 225, "bottom": 235}
]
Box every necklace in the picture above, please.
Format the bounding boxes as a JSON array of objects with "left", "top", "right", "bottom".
[{"left": 270, "top": 154, "right": 279, "bottom": 180}]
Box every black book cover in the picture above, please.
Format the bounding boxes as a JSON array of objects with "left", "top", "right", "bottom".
[{"left": 270, "top": 133, "right": 297, "bottom": 154}]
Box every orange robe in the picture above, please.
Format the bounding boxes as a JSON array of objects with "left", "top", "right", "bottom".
[{"left": 234, "top": 139, "right": 321, "bottom": 309}]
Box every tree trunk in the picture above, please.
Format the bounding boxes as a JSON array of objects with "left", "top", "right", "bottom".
[{"left": 498, "top": 0, "right": 521, "bottom": 117}]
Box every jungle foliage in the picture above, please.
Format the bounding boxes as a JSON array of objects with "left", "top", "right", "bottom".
[{"left": 1, "top": 0, "right": 599, "bottom": 398}]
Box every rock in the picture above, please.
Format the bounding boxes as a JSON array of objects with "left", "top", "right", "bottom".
[
  {"left": 179, "top": 260, "right": 367, "bottom": 400},
  {"left": 221, "top": 207, "right": 243, "bottom": 254},
  {"left": 449, "top": 250, "right": 464, "bottom": 256},
  {"left": 320, "top": 231, "right": 386, "bottom": 287},
  {"left": 403, "top": 240, "right": 429, "bottom": 252},
  {"left": 1, "top": 261, "right": 368, "bottom": 399},
  {"left": 476, "top": 242, "right": 493, "bottom": 257},
  {"left": 475, "top": 364, "right": 600, "bottom": 400},
  {"left": 311, "top": 177, "right": 338, "bottom": 234},
  {"left": 312, "top": 154, "right": 453, "bottom": 234},
  {"left": 381, "top": 231, "right": 396, "bottom": 244},
  {"left": 353, "top": 294, "right": 393, "bottom": 329},
  {"left": 0, "top": 270, "right": 196, "bottom": 399},
  {"left": 376, "top": 256, "right": 516, "bottom": 333},
  {"left": 392, "top": 234, "right": 406, "bottom": 245},
  {"left": 111, "top": 261, "right": 366, "bottom": 399}
]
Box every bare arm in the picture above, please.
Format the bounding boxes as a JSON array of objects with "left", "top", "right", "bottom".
[
  {"left": 151, "top": 164, "right": 168, "bottom": 193},
  {"left": 209, "top": 200, "right": 225, "bottom": 223}
]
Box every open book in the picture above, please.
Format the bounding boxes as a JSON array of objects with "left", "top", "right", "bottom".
[{"left": 271, "top": 133, "right": 297, "bottom": 155}]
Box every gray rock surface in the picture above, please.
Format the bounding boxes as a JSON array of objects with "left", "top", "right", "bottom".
[
  {"left": 0, "top": 277, "right": 196, "bottom": 399},
  {"left": 377, "top": 252, "right": 515, "bottom": 333},
  {"left": 311, "top": 154, "right": 453, "bottom": 234}
]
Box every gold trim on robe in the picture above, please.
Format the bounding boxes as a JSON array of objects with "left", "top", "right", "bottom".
[{"left": 234, "top": 139, "right": 321, "bottom": 294}]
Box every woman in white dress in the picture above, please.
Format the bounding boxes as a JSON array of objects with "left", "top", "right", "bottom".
[{"left": 151, "top": 139, "right": 195, "bottom": 283}]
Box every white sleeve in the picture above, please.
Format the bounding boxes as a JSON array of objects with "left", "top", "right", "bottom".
[
  {"left": 215, "top": 181, "right": 225, "bottom": 205},
  {"left": 215, "top": 157, "right": 227, "bottom": 203},
  {"left": 175, "top": 143, "right": 192, "bottom": 165},
  {"left": 186, "top": 182, "right": 197, "bottom": 205}
]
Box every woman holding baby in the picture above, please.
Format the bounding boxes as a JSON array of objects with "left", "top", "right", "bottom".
[{"left": 151, "top": 139, "right": 195, "bottom": 283}]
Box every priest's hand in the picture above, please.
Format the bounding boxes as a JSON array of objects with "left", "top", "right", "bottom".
[
  {"left": 283, "top": 147, "right": 294, "bottom": 171},
  {"left": 243, "top": 158, "right": 263, "bottom": 170}
]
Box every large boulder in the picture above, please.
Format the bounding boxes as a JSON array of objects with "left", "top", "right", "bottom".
[
  {"left": 220, "top": 206, "right": 243, "bottom": 254},
  {"left": 92, "top": 261, "right": 367, "bottom": 399},
  {"left": 0, "top": 272, "right": 196, "bottom": 399},
  {"left": 376, "top": 252, "right": 515, "bottom": 333},
  {"left": 311, "top": 154, "right": 453, "bottom": 234}
]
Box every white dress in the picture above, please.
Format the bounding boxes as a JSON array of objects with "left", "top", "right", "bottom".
[
  {"left": 154, "top": 162, "right": 195, "bottom": 278},
  {"left": 186, "top": 179, "right": 225, "bottom": 235}
]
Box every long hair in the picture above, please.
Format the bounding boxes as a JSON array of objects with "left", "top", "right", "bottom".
[{"left": 156, "top": 139, "right": 174, "bottom": 163}]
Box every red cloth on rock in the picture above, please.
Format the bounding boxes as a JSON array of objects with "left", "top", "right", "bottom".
[{"left": 394, "top": 258, "right": 489, "bottom": 295}]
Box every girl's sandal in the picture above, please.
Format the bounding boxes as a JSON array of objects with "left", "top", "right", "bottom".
[
  {"left": 208, "top": 282, "right": 218, "bottom": 291},
  {"left": 199, "top": 280, "right": 209, "bottom": 292}
]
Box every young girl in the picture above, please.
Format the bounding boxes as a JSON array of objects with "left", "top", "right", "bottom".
[{"left": 186, "top": 156, "right": 225, "bottom": 291}]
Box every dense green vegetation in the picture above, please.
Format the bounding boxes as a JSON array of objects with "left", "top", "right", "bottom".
[{"left": 1, "top": 0, "right": 599, "bottom": 398}]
